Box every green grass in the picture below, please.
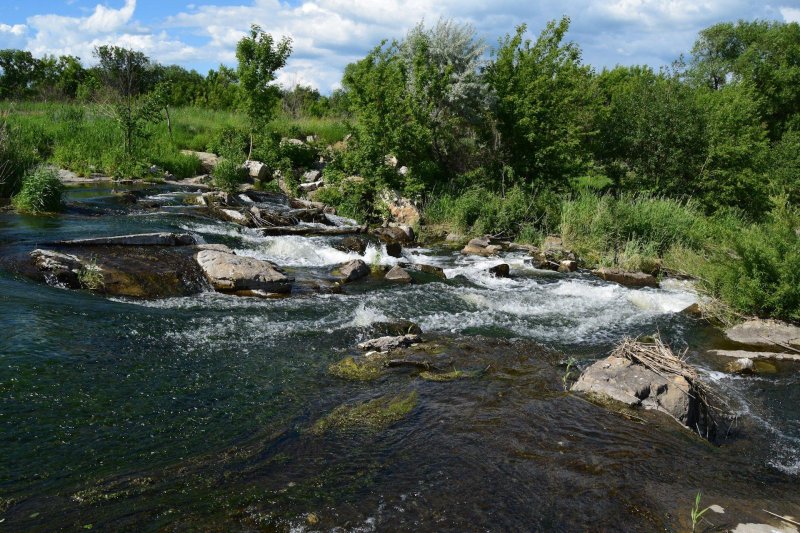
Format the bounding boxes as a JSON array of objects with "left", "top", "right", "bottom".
[{"left": 12, "top": 166, "right": 64, "bottom": 214}]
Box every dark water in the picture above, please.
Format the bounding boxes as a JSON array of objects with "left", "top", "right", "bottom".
[{"left": 1, "top": 184, "right": 798, "bottom": 532}]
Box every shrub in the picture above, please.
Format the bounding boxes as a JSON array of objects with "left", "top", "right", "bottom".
[
  {"left": 212, "top": 158, "right": 246, "bottom": 193},
  {"left": 12, "top": 166, "right": 64, "bottom": 213}
]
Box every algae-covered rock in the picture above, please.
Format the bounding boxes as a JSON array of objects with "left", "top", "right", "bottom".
[
  {"left": 310, "top": 391, "right": 417, "bottom": 434},
  {"left": 328, "top": 356, "right": 385, "bottom": 381},
  {"left": 419, "top": 370, "right": 466, "bottom": 382}
]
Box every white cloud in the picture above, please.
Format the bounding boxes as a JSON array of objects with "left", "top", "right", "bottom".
[
  {"left": 0, "top": 23, "right": 27, "bottom": 36},
  {"left": 81, "top": 0, "right": 136, "bottom": 33},
  {"left": 780, "top": 6, "right": 800, "bottom": 22}
]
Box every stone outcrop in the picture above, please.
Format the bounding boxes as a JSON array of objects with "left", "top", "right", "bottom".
[
  {"left": 709, "top": 349, "right": 800, "bottom": 362},
  {"left": 572, "top": 355, "right": 699, "bottom": 428},
  {"left": 195, "top": 249, "right": 292, "bottom": 293},
  {"left": 333, "top": 259, "right": 370, "bottom": 282},
  {"left": 380, "top": 190, "right": 421, "bottom": 226},
  {"left": 591, "top": 268, "right": 659, "bottom": 288}
]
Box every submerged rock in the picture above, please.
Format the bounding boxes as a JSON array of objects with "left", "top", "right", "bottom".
[
  {"left": 333, "top": 259, "right": 370, "bottom": 282},
  {"left": 309, "top": 391, "right": 417, "bottom": 434},
  {"left": 407, "top": 263, "right": 446, "bottom": 279},
  {"left": 591, "top": 268, "right": 659, "bottom": 288},
  {"left": 358, "top": 334, "right": 421, "bottom": 352},
  {"left": 572, "top": 355, "right": 700, "bottom": 429},
  {"left": 385, "top": 265, "right": 412, "bottom": 283},
  {"left": 725, "top": 319, "right": 800, "bottom": 349},
  {"left": 195, "top": 249, "right": 292, "bottom": 293}
]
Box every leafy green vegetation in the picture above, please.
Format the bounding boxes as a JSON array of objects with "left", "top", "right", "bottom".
[{"left": 11, "top": 166, "right": 63, "bottom": 214}]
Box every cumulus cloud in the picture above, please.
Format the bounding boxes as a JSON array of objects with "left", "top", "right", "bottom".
[{"left": 6, "top": 0, "right": 790, "bottom": 92}]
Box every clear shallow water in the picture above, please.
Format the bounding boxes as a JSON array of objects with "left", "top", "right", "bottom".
[{"left": 0, "top": 184, "right": 798, "bottom": 532}]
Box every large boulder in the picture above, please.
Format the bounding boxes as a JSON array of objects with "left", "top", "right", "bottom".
[
  {"left": 724, "top": 319, "right": 800, "bottom": 349},
  {"left": 591, "top": 268, "right": 659, "bottom": 288},
  {"left": 195, "top": 249, "right": 292, "bottom": 293},
  {"left": 217, "top": 208, "right": 251, "bottom": 226},
  {"left": 488, "top": 264, "right": 510, "bottom": 277},
  {"left": 333, "top": 259, "right": 370, "bottom": 282},
  {"left": 572, "top": 355, "right": 699, "bottom": 428}
]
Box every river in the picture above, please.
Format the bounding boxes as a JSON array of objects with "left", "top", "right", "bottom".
[{"left": 1, "top": 183, "right": 798, "bottom": 532}]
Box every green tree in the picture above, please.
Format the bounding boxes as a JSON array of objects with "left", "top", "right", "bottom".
[
  {"left": 486, "top": 18, "right": 596, "bottom": 192},
  {"left": 0, "top": 49, "right": 39, "bottom": 99},
  {"left": 235, "top": 24, "right": 292, "bottom": 157}
]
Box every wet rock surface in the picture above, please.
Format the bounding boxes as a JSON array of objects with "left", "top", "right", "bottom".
[
  {"left": 591, "top": 267, "right": 659, "bottom": 288},
  {"left": 195, "top": 249, "right": 292, "bottom": 293}
]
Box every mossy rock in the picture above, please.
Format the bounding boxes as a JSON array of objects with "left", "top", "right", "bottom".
[
  {"left": 310, "top": 391, "right": 418, "bottom": 435},
  {"left": 328, "top": 356, "right": 384, "bottom": 381}
]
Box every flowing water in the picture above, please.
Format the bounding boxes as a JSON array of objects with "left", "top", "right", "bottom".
[{"left": 1, "top": 184, "right": 798, "bottom": 532}]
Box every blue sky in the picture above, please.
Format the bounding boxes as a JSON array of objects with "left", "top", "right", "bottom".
[{"left": 2, "top": 0, "right": 800, "bottom": 92}]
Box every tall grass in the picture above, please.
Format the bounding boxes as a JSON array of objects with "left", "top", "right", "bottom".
[
  {"left": 12, "top": 166, "right": 64, "bottom": 213},
  {"left": 0, "top": 102, "right": 347, "bottom": 184}
]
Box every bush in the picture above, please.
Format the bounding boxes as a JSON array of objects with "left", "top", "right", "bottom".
[
  {"left": 12, "top": 166, "right": 64, "bottom": 213},
  {"left": 0, "top": 121, "right": 48, "bottom": 197},
  {"left": 212, "top": 158, "right": 246, "bottom": 193}
]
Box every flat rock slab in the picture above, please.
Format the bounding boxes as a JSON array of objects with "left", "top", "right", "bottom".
[
  {"left": 195, "top": 249, "right": 291, "bottom": 293},
  {"left": 709, "top": 349, "right": 800, "bottom": 362},
  {"left": 725, "top": 319, "right": 800, "bottom": 349},
  {"left": 258, "top": 225, "right": 364, "bottom": 237},
  {"left": 358, "top": 334, "right": 421, "bottom": 352},
  {"left": 591, "top": 268, "right": 658, "bottom": 288},
  {"left": 572, "top": 355, "right": 697, "bottom": 428},
  {"left": 55, "top": 233, "right": 197, "bottom": 247}
]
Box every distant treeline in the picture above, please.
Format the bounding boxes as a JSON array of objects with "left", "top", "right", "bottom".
[{"left": 0, "top": 48, "right": 347, "bottom": 117}]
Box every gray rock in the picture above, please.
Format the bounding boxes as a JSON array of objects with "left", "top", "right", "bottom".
[
  {"left": 725, "top": 319, "right": 800, "bottom": 349},
  {"left": 30, "top": 249, "right": 82, "bottom": 287},
  {"left": 195, "top": 250, "right": 291, "bottom": 293},
  {"left": 242, "top": 160, "right": 270, "bottom": 181},
  {"left": 333, "top": 259, "right": 370, "bottom": 282},
  {"left": 411, "top": 263, "right": 446, "bottom": 279},
  {"left": 55, "top": 233, "right": 197, "bottom": 247},
  {"left": 727, "top": 358, "right": 755, "bottom": 374},
  {"left": 218, "top": 208, "right": 250, "bottom": 226},
  {"left": 572, "top": 355, "right": 699, "bottom": 428},
  {"left": 591, "top": 268, "right": 659, "bottom": 288},
  {"left": 369, "top": 320, "right": 423, "bottom": 337},
  {"left": 462, "top": 238, "right": 503, "bottom": 257},
  {"left": 357, "top": 334, "right": 421, "bottom": 352},
  {"left": 299, "top": 180, "right": 324, "bottom": 193},
  {"left": 385, "top": 265, "right": 412, "bottom": 283}
]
